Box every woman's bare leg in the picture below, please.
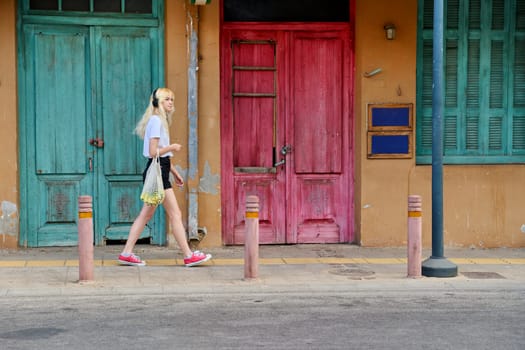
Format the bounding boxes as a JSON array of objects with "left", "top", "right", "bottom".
[
  {"left": 122, "top": 204, "right": 157, "bottom": 254},
  {"left": 162, "top": 188, "right": 192, "bottom": 257}
]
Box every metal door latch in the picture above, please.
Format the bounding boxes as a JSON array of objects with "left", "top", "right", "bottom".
[
  {"left": 89, "top": 138, "right": 104, "bottom": 148},
  {"left": 274, "top": 145, "right": 292, "bottom": 167},
  {"left": 280, "top": 145, "right": 292, "bottom": 155},
  {"left": 274, "top": 159, "right": 285, "bottom": 167}
]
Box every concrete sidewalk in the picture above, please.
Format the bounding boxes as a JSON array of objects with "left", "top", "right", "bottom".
[{"left": 0, "top": 244, "right": 524, "bottom": 296}]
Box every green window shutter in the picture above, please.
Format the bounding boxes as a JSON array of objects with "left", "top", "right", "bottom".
[
  {"left": 492, "top": 0, "right": 505, "bottom": 30},
  {"left": 416, "top": 39, "right": 433, "bottom": 156},
  {"left": 444, "top": 39, "right": 458, "bottom": 154},
  {"left": 416, "top": 0, "right": 525, "bottom": 164},
  {"left": 513, "top": 116, "right": 525, "bottom": 151},
  {"left": 518, "top": 2, "right": 525, "bottom": 30},
  {"left": 466, "top": 115, "right": 479, "bottom": 151},
  {"left": 466, "top": 38, "right": 480, "bottom": 152},
  {"left": 513, "top": 35, "right": 525, "bottom": 153},
  {"left": 469, "top": 0, "right": 481, "bottom": 30},
  {"left": 489, "top": 41, "right": 504, "bottom": 109},
  {"left": 466, "top": 40, "right": 480, "bottom": 109},
  {"left": 445, "top": 40, "right": 458, "bottom": 108},
  {"left": 516, "top": 39, "right": 525, "bottom": 107},
  {"left": 446, "top": 0, "right": 459, "bottom": 30}
]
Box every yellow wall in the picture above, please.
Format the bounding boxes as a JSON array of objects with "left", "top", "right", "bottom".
[
  {"left": 0, "top": 0, "right": 18, "bottom": 248},
  {"left": 1, "top": 0, "right": 524, "bottom": 249},
  {"left": 164, "top": 0, "right": 222, "bottom": 247},
  {"left": 408, "top": 165, "right": 525, "bottom": 248},
  {"left": 354, "top": 0, "right": 525, "bottom": 248},
  {"left": 196, "top": 1, "right": 222, "bottom": 247},
  {"left": 354, "top": 0, "right": 418, "bottom": 246}
]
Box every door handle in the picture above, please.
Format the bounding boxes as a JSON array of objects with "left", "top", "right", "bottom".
[
  {"left": 274, "top": 159, "right": 286, "bottom": 167},
  {"left": 274, "top": 145, "right": 291, "bottom": 167},
  {"left": 89, "top": 138, "right": 104, "bottom": 148}
]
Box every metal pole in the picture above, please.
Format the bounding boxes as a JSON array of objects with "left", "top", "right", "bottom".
[
  {"left": 244, "top": 195, "right": 259, "bottom": 279},
  {"left": 422, "top": 0, "right": 458, "bottom": 277},
  {"left": 78, "top": 195, "right": 94, "bottom": 281},
  {"left": 187, "top": 2, "right": 200, "bottom": 241}
]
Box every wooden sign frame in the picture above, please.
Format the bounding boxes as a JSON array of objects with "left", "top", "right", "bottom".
[{"left": 367, "top": 103, "right": 413, "bottom": 159}]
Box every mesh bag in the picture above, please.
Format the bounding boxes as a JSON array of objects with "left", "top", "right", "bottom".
[{"left": 140, "top": 151, "right": 165, "bottom": 205}]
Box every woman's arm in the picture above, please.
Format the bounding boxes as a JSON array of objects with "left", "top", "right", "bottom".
[
  {"left": 148, "top": 138, "right": 160, "bottom": 157},
  {"left": 148, "top": 138, "right": 182, "bottom": 157}
]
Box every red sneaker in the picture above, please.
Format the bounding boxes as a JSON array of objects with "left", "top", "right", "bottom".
[
  {"left": 118, "top": 253, "right": 146, "bottom": 266},
  {"left": 184, "top": 251, "right": 212, "bottom": 267}
]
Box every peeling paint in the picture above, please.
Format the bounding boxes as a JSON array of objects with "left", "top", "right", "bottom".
[
  {"left": 199, "top": 161, "right": 220, "bottom": 195},
  {"left": 188, "top": 192, "right": 199, "bottom": 240},
  {"left": 1, "top": 201, "right": 18, "bottom": 236}
]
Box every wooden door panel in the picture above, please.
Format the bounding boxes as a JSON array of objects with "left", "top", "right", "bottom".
[
  {"left": 34, "top": 30, "right": 90, "bottom": 175},
  {"left": 233, "top": 97, "right": 275, "bottom": 168},
  {"left": 233, "top": 176, "right": 284, "bottom": 244},
  {"left": 222, "top": 31, "right": 286, "bottom": 244},
  {"left": 293, "top": 37, "right": 343, "bottom": 174},
  {"left": 232, "top": 38, "right": 277, "bottom": 169},
  {"left": 97, "top": 26, "right": 164, "bottom": 243},
  {"left": 295, "top": 176, "right": 343, "bottom": 243},
  {"left": 289, "top": 31, "right": 350, "bottom": 243},
  {"left": 35, "top": 178, "right": 83, "bottom": 246},
  {"left": 23, "top": 25, "right": 92, "bottom": 246}
]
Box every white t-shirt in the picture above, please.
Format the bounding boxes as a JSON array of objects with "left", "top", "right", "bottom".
[{"left": 143, "top": 115, "right": 173, "bottom": 158}]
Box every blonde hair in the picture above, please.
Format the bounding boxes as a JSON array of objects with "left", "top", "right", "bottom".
[{"left": 134, "top": 87, "right": 175, "bottom": 139}]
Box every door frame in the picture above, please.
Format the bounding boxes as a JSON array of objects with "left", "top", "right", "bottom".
[
  {"left": 16, "top": 2, "right": 166, "bottom": 247},
  {"left": 220, "top": 22, "right": 355, "bottom": 244}
]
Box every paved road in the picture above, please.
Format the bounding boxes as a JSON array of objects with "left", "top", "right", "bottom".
[
  {"left": 0, "top": 288, "right": 523, "bottom": 350},
  {"left": 1, "top": 245, "right": 523, "bottom": 349}
]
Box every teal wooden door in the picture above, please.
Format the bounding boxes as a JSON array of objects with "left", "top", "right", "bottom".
[
  {"left": 94, "top": 26, "right": 164, "bottom": 244},
  {"left": 20, "top": 24, "right": 164, "bottom": 246},
  {"left": 21, "top": 25, "right": 93, "bottom": 246}
]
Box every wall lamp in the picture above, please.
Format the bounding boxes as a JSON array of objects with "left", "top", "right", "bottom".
[{"left": 384, "top": 24, "right": 396, "bottom": 40}]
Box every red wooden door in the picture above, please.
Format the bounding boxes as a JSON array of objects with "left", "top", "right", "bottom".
[
  {"left": 221, "top": 25, "right": 353, "bottom": 244},
  {"left": 288, "top": 31, "right": 352, "bottom": 243}
]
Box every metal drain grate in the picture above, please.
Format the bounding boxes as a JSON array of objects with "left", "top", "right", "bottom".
[
  {"left": 462, "top": 272, "right": 505, "bottom": 279},
  {"left": 329, "top": 264, "right": 375, "bottom": 279}
]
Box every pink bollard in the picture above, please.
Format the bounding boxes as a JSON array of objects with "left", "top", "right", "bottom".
[
  {"left": 78, "top": 195, "right": 94, "bottom": 281},
  {"left": 244, "top": 195, "right": 259, "bottom": 279},
  {"left": 407, "top": 195, "right": 422, "bottom": 278}
]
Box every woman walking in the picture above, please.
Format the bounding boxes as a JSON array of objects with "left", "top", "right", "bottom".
[{"left": 118, "top": 87, "right": 211, "bottom": 267}]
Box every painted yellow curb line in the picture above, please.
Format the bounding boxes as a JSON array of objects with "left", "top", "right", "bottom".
[
  {"left": 145, "top": 259, "right": 178, "bottom": 266},
  {"left": 260, "top": 258, "right": 286, "bottom": 265},
  {"left": 0, "top": 258, "right": 523, "bottom": 267},
  {"left": 0, "top": 260, "right": 26, "bottom": 267},
  {"left": 506, "top": 258, "right": 525, "bottom": 264},
  {"left": 26, "top": 260, "right": 66, "bottom": 267}
]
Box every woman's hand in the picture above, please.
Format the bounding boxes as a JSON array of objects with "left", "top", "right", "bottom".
[
  {"left": 173, "top": 172, "right": 184, "bottom": 187},
  {"left": 170, "top": 166, "right": 184, "bottom": 187},
  {"left": 170, "top": 143, "right": 182, "bottom": 152}
]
